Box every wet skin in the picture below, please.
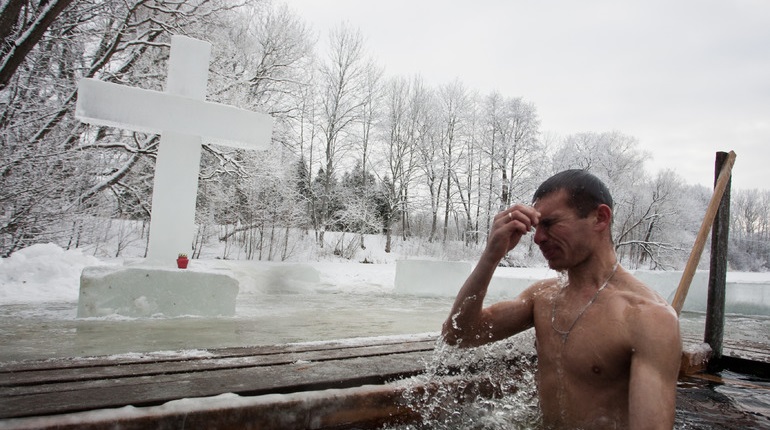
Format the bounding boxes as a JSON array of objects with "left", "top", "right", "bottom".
[{"left": 443, "top": 190, "right": 681, "bottom": 429}]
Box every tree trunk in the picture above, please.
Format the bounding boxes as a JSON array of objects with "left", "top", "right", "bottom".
[{"left": 0, "top": 0, "right": 76, "bottom": 90}]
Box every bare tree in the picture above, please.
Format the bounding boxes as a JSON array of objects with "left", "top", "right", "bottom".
[
  {"left": 480, "top": 92, "right": 504, "bottom": 233},
  {"left": 314, "top": 23, "right": 373, "bottom": 247},
  {"left": 730, "top": 188, "right": 770, "bottom": 270},
  {"left": 379, "top": 76, "right": 424, "bottom": 252},
  {"left": 354, "top": 59, "right": 383, "bottom": 249},
  {"left": 497, "top": 97, "right": 542, "bottom": 208},
  {"left": 435, "top": 79, "right": 467, "bottom": 243},
  {"left": 412, "top": 83, "right": 444, "bottom": 242},
  {"left": 615, "top": 169, "right": 687, "bottom": 269},
  {"left": 0, "top": 0, "right": 76, "bottom": 90},
  {"left": 200, "top": 1, "right": 315, "bottom": 256},
  {"left": 450, "top": 92, "right": 483, "bottom": 245},
  {"left": 208, "top": 2, "right": 313, "bottom": 118},
  {"left": 0, "top": 0, "right": 270, "bottom": 256},
  {"left": 399, "top": 76, "right": 430, "bottom": 240}
]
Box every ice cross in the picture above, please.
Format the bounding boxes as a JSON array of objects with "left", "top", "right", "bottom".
[{"left": 76, "top": 35, "right": 273, "bottom": 263}]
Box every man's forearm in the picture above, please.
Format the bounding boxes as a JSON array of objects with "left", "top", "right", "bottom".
[{"left": 442, "top": 252, "right": 501, "bottom": 345}]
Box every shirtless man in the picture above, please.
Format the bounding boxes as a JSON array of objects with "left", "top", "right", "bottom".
[{"left": 442, "top": 170, "right": 681, "bottom": 429}]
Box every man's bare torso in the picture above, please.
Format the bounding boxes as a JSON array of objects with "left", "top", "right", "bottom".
[{"left": 526, "top": 271, "right": 672, "bottom": 428}]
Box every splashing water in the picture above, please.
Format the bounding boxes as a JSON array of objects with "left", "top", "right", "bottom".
[{"left": 395, "top": 331, "right": 541, "bottom": 429}]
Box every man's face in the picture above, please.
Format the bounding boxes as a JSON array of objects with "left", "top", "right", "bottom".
[{"left": 532, "top": 189, "right": 595, "bottom": 271}]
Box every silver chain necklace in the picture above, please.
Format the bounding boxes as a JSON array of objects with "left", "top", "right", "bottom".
[{"left": 551, "top": 262, "right": 619, "bottom": 344}]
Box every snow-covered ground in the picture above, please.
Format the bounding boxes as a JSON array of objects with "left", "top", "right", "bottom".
[
  {"left": 0, "top": 242, "right": 549, "bottom": 305},
  {"left": 5, "top": 242, "right": 770, "bottom": 305},
  {"left": 0, "top": 243, "right": 105, "bottom": 304}
]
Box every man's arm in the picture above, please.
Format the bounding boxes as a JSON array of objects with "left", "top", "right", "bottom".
[
  {"left": 628, "top": 304, "right": 682, "bottom": 429},
  {"left": 442, "top": 204, "right": 540, "bottom": 347}
]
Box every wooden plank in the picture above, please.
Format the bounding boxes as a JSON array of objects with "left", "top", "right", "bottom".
[
  {"left": 2, "top": 332, "right": 768, "bottom": 422},
  {"left": 0, "top": 381, "right": 428, "bottom": 430},
  {"left": 682, "top": 335, "right": 769, "bottom": 364},
  {"left": 0, "top": 334, "right": 439, "bottom": 373},
  {"left": 0, "top": 350, "right": 432, "bottom": 419},
  {"left": 1, "top": 340, "right": 436, "bottom": 387},
  {"left": 0, "top": 372, "right": 520, "bottom": 430}
]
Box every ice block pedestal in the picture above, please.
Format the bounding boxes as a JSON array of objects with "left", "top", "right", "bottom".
[
  {"left": 77, "top": 266, "right": 239, "bottom": 318},
  {"left": 393, "top": 259, "right": 472, "bottom": 296}
]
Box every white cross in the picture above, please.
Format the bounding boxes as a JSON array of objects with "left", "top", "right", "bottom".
[{"left": 76, "top": 35, "right": 273, "bottom": 263}]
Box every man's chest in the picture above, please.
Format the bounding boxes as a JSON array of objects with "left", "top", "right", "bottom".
[{"left": 532, "top": 300, "right": 633, "bottom": 383}]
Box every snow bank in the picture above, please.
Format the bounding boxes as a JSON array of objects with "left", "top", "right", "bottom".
[{"left": 0, "top": 244, "right": 105, "bottom": 304}]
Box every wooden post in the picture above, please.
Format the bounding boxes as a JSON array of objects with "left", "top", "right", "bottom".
[
  {"left": 671, "top": 150, "right": 736, "bottom": 314},
  {"left": 705, "top": 151, "right": 731, "bottom": 371}
]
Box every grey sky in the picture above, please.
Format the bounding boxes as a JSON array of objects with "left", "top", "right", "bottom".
[{"left": 282, "top": 0, "right": 770, "bottom": 191}]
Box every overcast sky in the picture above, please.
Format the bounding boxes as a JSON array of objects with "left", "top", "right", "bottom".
[{"left": 281, "top": 0, "right": 769, "bottom": 191}]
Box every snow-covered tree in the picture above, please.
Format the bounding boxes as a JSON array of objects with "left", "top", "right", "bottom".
[{"left": 314, "top": 23, "right": 375, "bottom": 247}]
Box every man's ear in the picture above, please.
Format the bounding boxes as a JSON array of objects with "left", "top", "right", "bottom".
[{"left": 594, "top": 204, "right": 612, "bottom": 231}]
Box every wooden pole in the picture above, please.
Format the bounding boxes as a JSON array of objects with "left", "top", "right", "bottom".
[
  {"left": 705, "top": 152, "right": 731, "bottom": 371},
  {"left": 671, "top": 150, "right": 736, "bottom": 315}
]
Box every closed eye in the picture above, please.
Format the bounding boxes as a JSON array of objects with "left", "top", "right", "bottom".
[{"left": 539, "top": 218, "right": 555, "bottom": 229}]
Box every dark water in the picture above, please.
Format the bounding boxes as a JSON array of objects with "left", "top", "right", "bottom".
[{"left": 676, "top": 372, "right": 770, "bottom": 429}]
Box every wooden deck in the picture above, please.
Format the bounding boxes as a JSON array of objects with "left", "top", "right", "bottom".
[
  {"left": 0, "top": 333, "right": 767, "bottom": 429},
  {"left": 0, "top": 334, "right": 440, "bottom": 429}
]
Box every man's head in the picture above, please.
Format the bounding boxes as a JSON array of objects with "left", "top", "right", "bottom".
[
  {"left": 532, "top": 169, "right": 613, "bottom": 218},
  {"left": 532, "top": 170, "right": 614, "bottom": 269}
]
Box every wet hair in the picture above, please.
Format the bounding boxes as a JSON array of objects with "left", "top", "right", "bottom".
[{"left": 532, "top": 169, "right": 613, "bottom": 218}]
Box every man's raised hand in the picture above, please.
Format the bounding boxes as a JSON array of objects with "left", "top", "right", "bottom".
[{"left": 487, "top": 204, "right": 540, "bottom": 258}]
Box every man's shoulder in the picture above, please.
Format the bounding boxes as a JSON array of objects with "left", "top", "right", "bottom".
[
  {"left": 614, "top": 271, "right": 670, "bottom": 305},
  {"left": 523, "top": 277, "right": 560, "bottom": 299},
  {"left": 609, "top": 273, "right": 678, "bottom": 326}
]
